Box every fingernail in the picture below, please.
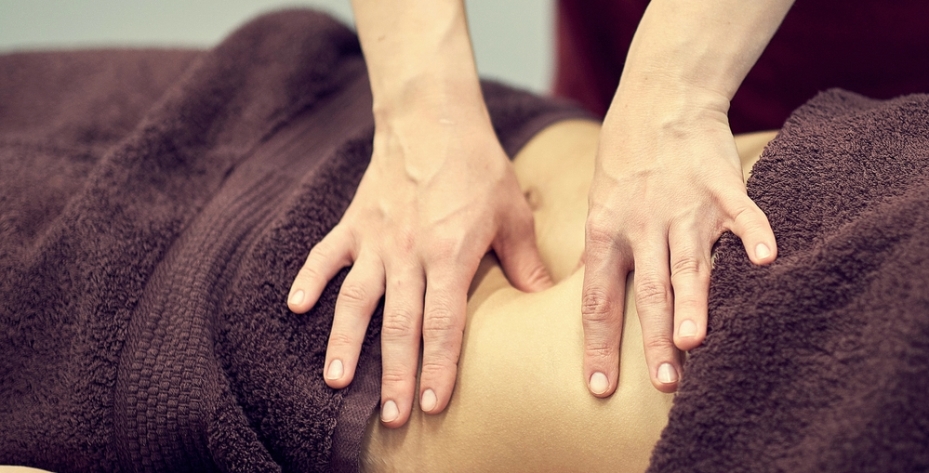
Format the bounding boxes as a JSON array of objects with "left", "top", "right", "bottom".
[
  {"left": 657, "top": 363, "right": 678, "bottom": 384},
  {"left": 326, "top": 359, "right": 343, "bottom": 380},
  {"left": 679, "top": 319, "right": 697, "bottom": 338},
  {"left": 658, "top": 363, "right": 678, "bottom": 384},
  {"left": 381, "top": 400, "right": 399, "bottom": 423},
  {"left": 421, "top": 389, "right": 437, "bottom": 412},
  {"left": 755, "top": 243, "right": 771, "bottom": 260},
  {"left": 589, "top": 371, "right": 609, "bottom": 395},
  {"left": 289, "top": 289, "right": 304, "bottom": 306}
]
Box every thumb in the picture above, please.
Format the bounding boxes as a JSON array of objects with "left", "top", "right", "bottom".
[
  {"left": 493, "top": 217, "right": 554, "bottom": 292},
  {"left": 725, "top": 192, "right": 778, "bottom": 265}
]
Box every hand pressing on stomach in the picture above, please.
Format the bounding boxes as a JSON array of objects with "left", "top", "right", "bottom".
[
  {"left": 580, "top": 0, "right": 791, "bottom": 396},
  {"left": 288, "top": 0, "right": 557, "bottom": 428},
  {"left": 583, "top": 93, "right": 777, "bottom": 395},
  {"left": 287, "top": 39, "right": 552, "bottom": 428}
]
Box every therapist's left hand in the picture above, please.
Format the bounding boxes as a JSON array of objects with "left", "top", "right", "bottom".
[{"left": 580, "top": 88, "right": 778, "bottom": 397}]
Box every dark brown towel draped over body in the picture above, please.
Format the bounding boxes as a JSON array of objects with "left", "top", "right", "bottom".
[
  {"left": 0, "top": 10, "right": 587, "bottom": 473},
  {"left": 649, "top": 90, "right": 929, "bottom": 472}
]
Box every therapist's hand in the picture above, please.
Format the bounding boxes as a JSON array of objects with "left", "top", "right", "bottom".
[
  {"left": 288, "top": 102, "right": 553, "bottom": 427},
  {"left": 581, "top": 89, "right": 777, "bottom": 396},
  {"left": 578, "top": 0, "right": 791, "bottom": 397}
]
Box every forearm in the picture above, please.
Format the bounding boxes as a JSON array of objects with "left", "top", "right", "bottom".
[
  {"left": 306, "top": 2, "right": 549, "bottom": 431},
  {"left": 615, "top": 0, "right": 794, "bottom": 114},
  {"left": 350, "top": 0, "right": 485, "bottom": 123},
  {"left": 582, "top": 0, "right": 787, "bottom": 400}
]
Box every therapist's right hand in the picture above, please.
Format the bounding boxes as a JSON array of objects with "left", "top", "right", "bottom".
[{"left": 287, "top": 99, "right": 553, "bottom": 428}]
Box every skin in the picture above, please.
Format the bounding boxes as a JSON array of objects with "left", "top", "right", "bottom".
[
  {"left": 288, "top": 0, "right": 794, "bottom": 428},
  {"left": 288, "top": 0, "right": 553, "bottom": 428},
  {"left": 360, "top": 120, "right": 777, "bottom": 472},
  {"left": 3, "top": 122, "right": 776, "bottom": 472},
  {"left": 582, "top": 0, "right": 793, "bottom": 399}
]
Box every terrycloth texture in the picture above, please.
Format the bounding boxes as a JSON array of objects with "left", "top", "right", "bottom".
[
  {"left": 649, "top": 89, "right": 929, "bottom": 472},
  {"left": 0, "top": 10, "right": 587, "bottom": 473}
]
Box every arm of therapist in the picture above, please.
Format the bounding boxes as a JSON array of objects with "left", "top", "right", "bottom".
[
  {"left": 582, "top": 0, "right": 794, "bottom": 396},
  {"left": 287, "top": 0, "right": 553, "bottom": 428}
]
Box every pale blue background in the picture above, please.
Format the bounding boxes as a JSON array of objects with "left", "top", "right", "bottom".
[{"left": 0, "top": 0, "right": 554, "bottom": 93}]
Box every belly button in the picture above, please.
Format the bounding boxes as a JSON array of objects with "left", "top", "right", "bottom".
[{"left": 524, "top": 187, "right": 541, "bottom": 211}]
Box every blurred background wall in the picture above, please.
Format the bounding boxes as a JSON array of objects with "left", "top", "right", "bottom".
[{"left": 0, "top": 0, "right": 554, "bottom": 93}]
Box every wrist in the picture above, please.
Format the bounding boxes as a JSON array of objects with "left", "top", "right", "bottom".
[
  {"left": 354, "top": 0, "right": 484, "bottom": 125},
  {"left": 608, "top": 75, "right": 731, "bottom": 133},
  {"left": 370, "top": 74, "right": 488, "bottom": 128},
  {"left": 617, "top": 0, "right": 793, "bottom": 104}
]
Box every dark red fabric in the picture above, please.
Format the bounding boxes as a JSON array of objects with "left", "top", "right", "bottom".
[{"left": 554, "top": 0, "right": 929, "bottom": 133}]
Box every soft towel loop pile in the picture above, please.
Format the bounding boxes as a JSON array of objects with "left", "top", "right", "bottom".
[
  {"left": 0, "top": 9, "right": 585, "bottom": 472},
  {"left": 650, "top": 90, "right": 929, "bottom": 473}
]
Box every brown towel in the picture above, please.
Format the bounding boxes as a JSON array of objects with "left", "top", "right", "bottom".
[
  {"left": 649, "top": 89, "right": 929, "bottom": 472},
  {"left": 0, "top": 9, "right": 588, "bottom": 473}
]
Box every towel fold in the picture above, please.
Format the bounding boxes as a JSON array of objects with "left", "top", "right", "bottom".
[
  {"left": 649, "top": 89, "right": 929, "bottom": 473},
  {"left": 0, "top": 9, "right": 587, "bottom": 473}
]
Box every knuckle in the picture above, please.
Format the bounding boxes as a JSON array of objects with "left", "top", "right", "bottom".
[
  {"left": 423, "top": 234, "right": 460, "bottom": 260},
  {"left": 523, "top": 263, "right": 551, "bottom": 287},
  {"left": 297, "top": 260, "right": 325, "bottom": 281},
  {"left": 310, "top": 237, "right": 339, "bottom": 263},
  {"left": 643, "top": 334, "right": 675, "bottom": 353},
  {"left": 730, "top": 203, "right": 765, "bottom": 229},
  {"left": 393, "top": 229, "right": 416, "bottom": 253},
  {"left": 729, "top": 203, "right": 752, "bottom": 220},
  {"left": 635, "top": 279, "right": 670, "bottom": 308},
  {"left": 670, "top": 256, "right": 705, "bottom": 278},
  {"left": 422, "top": 304, "right": 461, "bottom": 339},
  {"left": 337, "top": 284, "right": 368, "bottom": 308},
  {"left": 327, "top": 331, "right": 358, "bottom": 351},
  {"left": 581, "top": 287, "right": 615, "bottom": 323},
  {"left": 585, "top": 220, "right": 616, "bottom": 249},
  {"left": 381, "top": 309, "right": 418, "bottom": 339},
  {"left": 381, "top": 366, "right": 411, "bottom": 386},
  {"left": 420, "top": 355, "right": 458, "bottom": 380},
  {"left": 584, "top": 340, "right": 616, "bottom": 361},
  {"left": 675, "top": 296, "right": 704, "bottom": 314}
]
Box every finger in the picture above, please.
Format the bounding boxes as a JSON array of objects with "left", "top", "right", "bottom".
[
  {"left": 289, "top": 226, "right": 354, "bottom": 314},
  {"left": 324, "top": 253, "right": 385, "bottom": 389},
  {"left": 668, "top": 227, "right": 712, "bottom": 352},
  {"left": 378, "top": 266, "right": 425, "bottom": 428},
  {"left": 419, "top": 263, "right": 472, "bottom": 415},
  {"left": 631, "top": 238, "right": 682, "bottom": 393},
  {"left": 494, "top": 210, "right": 554, "bottom": 292},
  {"left": 724, "top": 192, "right": 778, "bottom": 265},
  {"left": 581, "top": 222, "right": 630, "bottom": 398},
  {"left": 575, "top": 250, "right": 587, "bottom": 273}
]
